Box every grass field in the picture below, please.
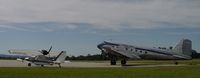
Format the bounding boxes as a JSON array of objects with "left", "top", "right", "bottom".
[
  {"left": 0, "top": 59, "right": 200, "bottom": 78},
  {"left": 0, "top": 66, "right": 200, "bottom": 78}
]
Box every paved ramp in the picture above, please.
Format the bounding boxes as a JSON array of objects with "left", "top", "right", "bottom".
[
  {"left": 0, "top": 60, "right": 27, "bottom": 67},
  {"left": 0, "top": 60, "right": 189, "bottom": 67}
]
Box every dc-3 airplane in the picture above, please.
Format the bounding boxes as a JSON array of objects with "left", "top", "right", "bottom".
[
  {"left": 7, "top": 46, "right": 67, "bottom": 67},
  {"left": 97, "top": 39, "right": 192, "bottom": 65}
]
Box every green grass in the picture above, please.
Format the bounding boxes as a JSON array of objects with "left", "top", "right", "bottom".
[
  {"left": 1, "top": 59, "right": 200, "bottom": 78},
  {"left": 0, "top": 66, "right": 200, "bottom": 78}
]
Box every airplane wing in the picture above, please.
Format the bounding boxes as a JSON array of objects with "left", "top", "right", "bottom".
[
  {"left": 8, "top": 49, "right": 60, "bottom": 57},
  {"left": 8, "top": 49, "right": 41, "bottom": 56},
  {"left": 0, "top": 54, "right": 31, "bottom": 59}
]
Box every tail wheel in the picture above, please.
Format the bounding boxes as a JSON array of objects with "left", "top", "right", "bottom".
[
  {"left": 58, "top": 63, "right": 61, "bottom": 68},
  {"left": 174, "top": 62, "right": 179, "bottom": 65}
]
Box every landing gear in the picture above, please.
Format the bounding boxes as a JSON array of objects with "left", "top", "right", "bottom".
[
  {"left": 41, "top": 65, "right": 44, "bottom": 67},
  {"left": 58, "top": 63, "right": 61, "bottom": 68},
  {"left": 174, "top": 61, "right": 179, "bottom": 65},
  {"left": 110, "top": 59, "right": 116, "bottom": 65},
  {"left": 28, "top": 63, "right": 31, "bottom": 67},
  {"left": 121, "top": 59, "right": 127, "bottom": 65},
  {"left": 110, "top": 55, "right": 117, "bottom": 65}
]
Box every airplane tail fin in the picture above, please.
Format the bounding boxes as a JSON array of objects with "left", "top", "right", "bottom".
[
  {"left": 54, "top": 51, "right": 67, "bottom": 63},
  {"left": 173, "top": 39, "right": 192, "bottom": 56}
]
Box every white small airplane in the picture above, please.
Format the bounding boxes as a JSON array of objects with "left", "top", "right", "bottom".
[
  {"left": 8, "top": 46, "right": 67, "bottom": 67},
  {"left": 23, "top": 51, "right": 66, "bottom": 67},
  {"left": 97, "top": 39, "right": 192, "bottom": 65}
]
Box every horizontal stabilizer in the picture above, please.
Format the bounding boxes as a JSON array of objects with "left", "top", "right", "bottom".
[{"left": 54, "top": 51, "right": 67, "bottom": 63}]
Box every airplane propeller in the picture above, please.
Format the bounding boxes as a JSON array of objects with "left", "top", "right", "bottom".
[{"left": 40, "top": 46, "right": 52, "bottom": 55}]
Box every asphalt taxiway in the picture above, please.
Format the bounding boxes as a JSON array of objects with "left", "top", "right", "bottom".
[{"left": 0, "top": 60, "right": 190, "bottom": 67}]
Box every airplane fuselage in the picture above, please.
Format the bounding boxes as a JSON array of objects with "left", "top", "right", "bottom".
[{"left": 97, "top": 41, "right": 192, "bottom": 65}]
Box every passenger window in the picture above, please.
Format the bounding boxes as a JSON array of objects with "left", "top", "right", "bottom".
[{"left": 125, "top": 48, "right": 128, "bottom": 50}]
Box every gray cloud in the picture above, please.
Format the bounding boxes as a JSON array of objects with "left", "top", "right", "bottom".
[
  {"left": 0, "top": 0, "right": 200, "bottom": 31},
  {"left": 0, "top": 22, "right": 81, "bottom": 32}
]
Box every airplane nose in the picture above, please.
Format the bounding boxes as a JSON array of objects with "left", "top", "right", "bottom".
[
  {"left": 97, "top": 43, "right": 108, "bottom": 54},
  {"left": 97, "top": 43, "right": 105, "bottom": 50}
]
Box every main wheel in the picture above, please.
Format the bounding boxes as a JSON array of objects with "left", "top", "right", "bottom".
[
  {"left": 41, "top": 65, "right": 44, "bottom": 67},
  {"left": 174, "top": 62, "right": 178, "bottom": 65},
  {"left": 110, "top": 59, "right": 116, "bottom": 65},
  {"left": 28, "top": 63, "right": 31, "bottom": 67},
  {"left": 121, "top": 59, "right": 127, "bottom": 65}
]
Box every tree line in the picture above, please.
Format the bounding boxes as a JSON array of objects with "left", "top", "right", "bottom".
[
  {"left": 65, "top": 54, "right": 109, "bottom": 60},
  {"left": 1, "top": 50, "right": 200, "bottom": 60}
]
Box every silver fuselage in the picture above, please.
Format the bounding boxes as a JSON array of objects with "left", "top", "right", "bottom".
[{"left": 98, "top": 41, "right": 191, "bottom": 60}]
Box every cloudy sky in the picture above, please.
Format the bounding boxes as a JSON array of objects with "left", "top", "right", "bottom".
[{"left": 0, "top": 0, "right": 199, "bottom": 55}]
